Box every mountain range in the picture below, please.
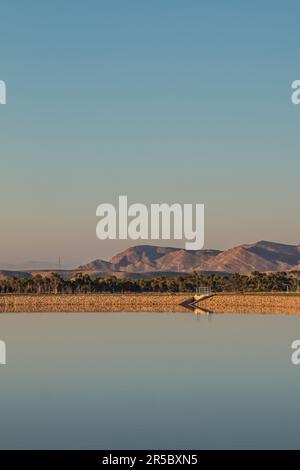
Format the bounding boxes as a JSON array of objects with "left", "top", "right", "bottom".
[
  {"left": 76, "top": 240, "right": 300, "bottom": 277},
  {"left": 1, "top": 241, "right": 300, "bottom": 279}
]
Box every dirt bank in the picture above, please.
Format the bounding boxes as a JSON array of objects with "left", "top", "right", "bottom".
[
  {"left": 199, "top": 293, "right": 300, "bottom": 314},
  {"left": 0, "top": 293, "right": 193, "bottom": 313}
]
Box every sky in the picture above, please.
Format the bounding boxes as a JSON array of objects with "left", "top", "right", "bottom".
[{"left": 0, "top": 0, "right": 299, "bottom": 266}]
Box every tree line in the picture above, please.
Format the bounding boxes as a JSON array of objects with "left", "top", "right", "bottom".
[{"left": 0, "top": 271, "right": 300, "bottom": 294}]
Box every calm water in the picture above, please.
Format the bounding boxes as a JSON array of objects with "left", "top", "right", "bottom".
[{"left": 0, "top": 312, "right": 300, "bottom": 449}]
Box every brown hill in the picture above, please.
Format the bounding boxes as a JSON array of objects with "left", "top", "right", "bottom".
[
  {"left": 205, "top": 240, "right": 300, "bottom": 274},
  {"left": 1, "top": 241, "right": 300, "bottom": 281},
  {"left": 0, "top": 270, "right": 32, "bottom": 280},
  {"left": 79, "top": 241, "right": 300, "bottom": 275},
  {"left": 77, "top": 259, "right": 117, "bottom": 274},
  {"left": 109, "top": 245, "right": 221, "bottom": 273}
]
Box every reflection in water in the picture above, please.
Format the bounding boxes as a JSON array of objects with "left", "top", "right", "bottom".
[
  {"left": 193, "top": 306, "right": 212, "bottom": 315},
  {"left": 0, "top": 312, "right": 300, "bottom": 449}
]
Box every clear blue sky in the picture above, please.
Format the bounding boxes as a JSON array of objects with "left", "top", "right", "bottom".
[{"left": 0, "top": 0, "right": 299, "bottom": 265}]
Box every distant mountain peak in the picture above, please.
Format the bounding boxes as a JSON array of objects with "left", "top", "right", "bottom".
[
  {"left": 78, "top": 241, "right": 300, "bottom": 275},
  {"left": 3, "top": 241, "right": 300, "bottom": 280}
]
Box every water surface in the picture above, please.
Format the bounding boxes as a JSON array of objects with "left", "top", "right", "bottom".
[{"left": 0, "top": 312, "right": 299, "bottom": 449}]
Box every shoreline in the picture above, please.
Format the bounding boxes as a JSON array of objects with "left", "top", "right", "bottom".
[
  {"left": 1, "top": 292, "right": 300, "bottom": 314},
  {"left": 0, "top": 293, "right": 193, "bottom": 313}
]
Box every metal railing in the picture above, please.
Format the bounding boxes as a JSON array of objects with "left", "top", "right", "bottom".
[{"left": 195, "top": 286, "right": 212, "bottom": 296}]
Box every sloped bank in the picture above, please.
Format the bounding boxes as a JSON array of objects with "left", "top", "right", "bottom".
[
  {"left": 0, "top": 293, "right": 193, "bottom": 313},
  {"left": 198, "top": 293, "right": 300, "bottom": 314}
]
